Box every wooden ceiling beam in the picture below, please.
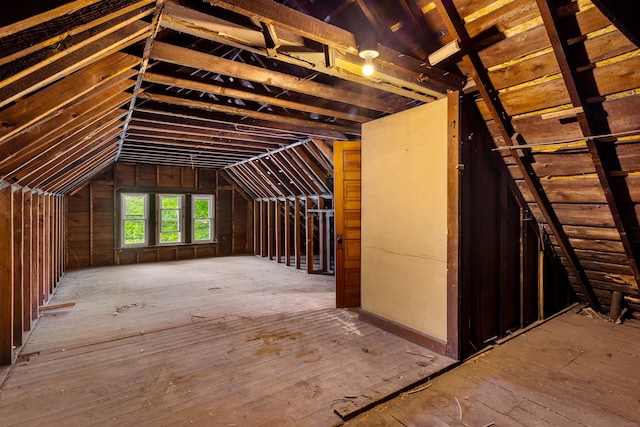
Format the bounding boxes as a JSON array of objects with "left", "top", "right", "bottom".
[
  {"left": 536, "top": 0, "right": 640, "bottom": 290},
  {"left": 0, "top": 17, "right": 150, "bottom": 109},
  {"left": 223, "top": 167, "right": 259, "bottom": 199},
  {"left": 129, "top": 111, "right": 297, "bottom": 144},
  {"left": 143, "top": 72, "right": 372, "bottom": 123},
  {"left": 132, "top": 106, "right": 347, "bottom": 140},
  {"left": 249, "top": 161, "right": 286, "bottom": 198},
  {"left": 7, "top": 111, "right": 126, "bottom": 186},
  {"left": 0, "top": 52, "right": 140, "bottom": 144},
  {"left": 0, "top": 84, "right": 133, "bottom": 173},
  {"left": 201, "top": 0, "right": 463, "bottom": 93},
  {"left": 127, "top": 122, "right": 288, "bottom": 147},
  {"left": 0, "top": 0, "right": 104, "bottom": 38},
  {"left": 27, "top": 124, "right": 123, "bottom": 189},
  {"left": 434, "top": 0, "right": 601, "bottom": 311},
  {"left": 257, "top": 157, "right": 300, "bottom": 197},
  {"left": 237, "top": 163, "right": 272, "bottom": 198},
  {"left": 122, "top": 136, "right": 264, "bottom": 158},
  {"left": 136, "top": 92, "right": 360, "bottom": 134},
  {"left": 0, "top": 0, "right": 153, "bottom": 68},
  {"left": 124, "top": 132, "right": 276, "bottom": 152},
  {"left": 226, "top": 165, "right": 265, "bottom": 198},
  {"left": 150, "top": 41, "right": 394, "bottom": 114},
  {"left": 51, "top": 146, "right": 119, "bottom": 194}
]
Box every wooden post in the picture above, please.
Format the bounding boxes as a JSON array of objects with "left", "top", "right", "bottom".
[
  {"left": 275, "top": 198, "right": 282, "bottom": 263},
  {"left": 446, "top": 91, "right": 461, "bottom": 360},
  {"left": 267, "top": 199, "right": 274, "bottom": 260},
  {"left": 31, "top": 191, "right": 39, "bottom": 321},
  {"left": 12, "top": 187, "right": 23, "bottom": 347},
  {"left": 284, "top": 198, "right": 291, "bottom": 266},
  {"left": 306, "top": 197, "right": 314, "bottom": 273},
  {"left": 294, "top": 197, "right": 301, "bottom": 269},
  {"left": 23, "top": 190, "right": 32, "bottom": 331},
  {"left": 0, "top": 183, "right": 15, "bottom": 365},
  {"left": 610, "top": 291, "right": 623, "bottom": 321}
]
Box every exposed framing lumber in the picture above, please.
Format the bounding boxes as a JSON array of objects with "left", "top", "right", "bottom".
[
  {"left": 201, "top": 0, "right": 463, "bottom": 94},
  {"left": 0, "top": 17, "right": 151, "bottom": 109},
  {"left": 116, "top": 0, "right": 165, "bottom": 161},
  {"left": 434, "top": 0, "right": 601, "bottom": 311},
  {"left": 149, "top": 41, "right": 394, "bottom": 114},
  {"left": 0, "top": 0, "right": 104, "bottom": 38},
  {"left": 143, "top": 72, "right": 371, "bottom": 123},
  {"left": 0, "top": 52, "right": 140, "bottom": 144},
  {"left": 536, "top": 0, "right": 640, "bottom": 290},
  {"left": 136, "top": 92, "right": 359, "bottom": 134},
  {"left": 0, "top": 183, "right": 14, "bottom": 365}
]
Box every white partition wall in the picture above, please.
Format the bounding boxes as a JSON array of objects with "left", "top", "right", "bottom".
[{"left": 361, "top": 98, "right": 449, "bottom": 343}]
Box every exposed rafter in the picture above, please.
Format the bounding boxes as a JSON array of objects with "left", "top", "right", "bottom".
[
  {"left": 434, "top": 0, "right": 601, "bottom": 311},
  {"left": 536, "top": 0, "right": 640, "bottom": 290}
]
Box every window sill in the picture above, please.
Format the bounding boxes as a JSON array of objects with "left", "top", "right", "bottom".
[{"left": 116, "top": 241, "right": 218, "bottom": 251}]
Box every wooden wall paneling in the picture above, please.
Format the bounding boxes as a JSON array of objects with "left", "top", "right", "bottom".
[
  {"left": 12, "top": 187, "right": 24, "bottom": 347},
  {"left": 22, "top": 190, "right": 32, "bottom": 332},
  {"left": 284, "top": 198, "right": 291, "bottom": 266},
  {"left": 294, "top": 197, "right": 301, "bottom": 270},
  {"left": 0, "top": 184, "right": 14, "bottom": 365}
]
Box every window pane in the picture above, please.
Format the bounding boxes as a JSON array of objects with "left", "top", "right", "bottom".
[
  {"left": 124, "top": 220, "right": 146, "bottom": 244},
  {"left": 162, "top": 209, "right": 179, "bottom": 221},
  {"left": 162, "top": 219, "right": 179, "bottom": 232},
  {"left": 194, "top": 219, "right": 211, "bottom": 241},
  {"left": 161, "top": 232, "right": 180, "bottom": 243},
  {"left": 194, "top": 199, "right": 210, "bottom": 218},
  {"left": 162, "top": 197, "right": 179, "bottom": 209},
  {"left": 124, "top": 195, "right": 145, "bottom": 218}
]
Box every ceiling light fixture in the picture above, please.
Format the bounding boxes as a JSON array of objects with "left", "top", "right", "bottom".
[
  {"left": 356, "top": 30, "right": 380, "bottom": 76},
  {"left": 359, "top": 49, "right": 379, "bottom": 76}
]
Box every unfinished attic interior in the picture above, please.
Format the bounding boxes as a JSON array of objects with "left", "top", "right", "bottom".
[{"left": 1, "top": 0, "right": 640, "bottom": 424}]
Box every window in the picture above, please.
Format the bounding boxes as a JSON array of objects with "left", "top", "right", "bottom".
[
  {"left": 121, "top": 193, "right": 148, "bottom": 246},
  {"left": 158, "top": 194, "right": 184, "bottom": 244},
  {"left": 193, "top": 195, "right": 214, "bottom": 242},
  {"left": 119, "top": 193, "right": 214, "bottom": 247}
]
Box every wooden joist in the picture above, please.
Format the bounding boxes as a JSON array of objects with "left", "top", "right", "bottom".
[{"left": 434, "top": 0, "right": 602, "bottom": 311}]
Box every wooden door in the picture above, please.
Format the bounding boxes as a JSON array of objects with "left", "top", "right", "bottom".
[{"left": 334, "top": 141, "right": 361, "bottom": 308}]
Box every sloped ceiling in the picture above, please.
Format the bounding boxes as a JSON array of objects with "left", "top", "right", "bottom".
[{"left": 1, "top": 0, "right": 640, "bottom": 313}]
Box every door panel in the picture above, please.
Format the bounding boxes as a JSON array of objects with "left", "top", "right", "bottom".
[{"left": 335, "top": 141, "right": 361, "bottom": 308}]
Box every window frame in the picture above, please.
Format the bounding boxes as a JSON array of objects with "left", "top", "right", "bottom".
[
  {"left": 157, "top": 194, "right": 185, "bottom": 245},
  {"left": 192, "top": 194, "right": 215, "bottom": 243},
  {"left": 120, "top": 192, "right": 149, "bottom": 247}
]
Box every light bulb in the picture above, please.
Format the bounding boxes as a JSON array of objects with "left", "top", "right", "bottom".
[
  {"left": 358, "top": 48, "right": 379, "bottom": 77},
  {"left": 362, "top": 57, "right": 374, "bottom": 76}
]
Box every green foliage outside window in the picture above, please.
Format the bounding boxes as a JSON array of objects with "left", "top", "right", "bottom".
[
  {"left": 160, "top": 196, "right": 181, "bottom": 243},
  {"left": 123, "top": 195, "right": 146, "bottom": 245},
  {"left": 193, "top": 197, "right": 212, "bottom": 241}
]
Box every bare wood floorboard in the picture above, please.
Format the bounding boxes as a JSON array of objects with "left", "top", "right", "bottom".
[
  {"left": 0, "top": 256, "right": 454, "bottom": 426},
  {"left": 345, "top": 310, "right": 640, "bottom": 427}
]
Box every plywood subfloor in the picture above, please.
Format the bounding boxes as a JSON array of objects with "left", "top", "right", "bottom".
[
  {"left": 0, "top": 256, "right": 454, "bottom": 426},
  {"left": 345, "top": 308, "right": 640, "bottom": 426}
]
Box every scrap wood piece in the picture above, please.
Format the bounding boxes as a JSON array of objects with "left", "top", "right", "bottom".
[
  {"left": 406, "top": 349, "right": 436, "bottom": 359},
  {"left": 404, "top": 383, "right": 432, "bottom": 395},
  {"left": 38, "top": 302, "right": 75, "bottom": 312}
]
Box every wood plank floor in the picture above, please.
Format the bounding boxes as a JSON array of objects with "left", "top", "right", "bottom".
[
  {"left": 345, "top": 308, "right": 640, "bottom": 426},
  {"left": 0, "top": 256, "right": 454, "bottom": 426}
]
